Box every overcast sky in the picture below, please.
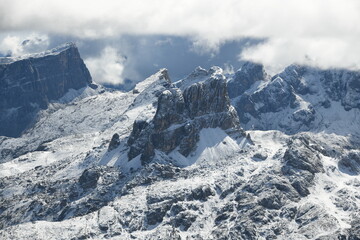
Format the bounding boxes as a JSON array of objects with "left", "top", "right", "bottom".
[{"left": 1, "top": 0, "right": 359, "bottom": 88}]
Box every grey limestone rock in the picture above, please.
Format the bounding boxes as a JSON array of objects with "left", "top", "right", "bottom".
[
  {"left": 0, "top": 43, "right": 92, "bottom": 137},
  {"left": 229, "top": 63, "right": 360, "bottom": 134},
  {"left": 153, "top": 88, "right": 185, "bottom": 131},
  {"left": 227, "top": 62, "right": 268, "bottom": 98},
  {"left": 283, "top": 137, "right": 323, "bottom": 174},
  {"left": 295, "top": 203, "right": 339, "bottom": 239},
  {"left": 79, "top": 168, "right": 101, "bottom": 189},
  {"left": 282, "top": 136, "right": 324, "bottom": 196},
  {"left": 108, "top": 133, "right": 120, "bottom": 151},
  {"left": 127, "top": 72, "right": 241, "bottom": 164},
  {"left": 252, "top": 152, "right": 268, "bottom": 161},
  {"left": 339, "top": 150, "right": 360, "bottom": 175}
]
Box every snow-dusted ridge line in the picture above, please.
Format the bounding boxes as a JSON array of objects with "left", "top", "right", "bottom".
[{"left": 0, "top": 42, "right": 76, "bottom": 64}]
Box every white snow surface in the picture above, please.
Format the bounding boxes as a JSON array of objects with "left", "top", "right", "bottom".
[{"left": 169, "top": 128, "right": 242, "bottom": 167}]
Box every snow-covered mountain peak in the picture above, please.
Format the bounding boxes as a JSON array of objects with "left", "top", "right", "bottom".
[
  {"left": 174, "top": 66, "right": 225, "bottom": 90},
  {"left": 0, "top": 42, "right": 77, "bottom": 64},
  {"left": 126, "top": 72, "right": 242, "bottom": 166},
  {"left": 231, "top": 62, "right": 360, "bottom": 135},
  {"left": 132, "top": 68, "right": 170, "bottom": 94},
  {"left": 227, "top": 61, "right": 269, "bottom": 99}
]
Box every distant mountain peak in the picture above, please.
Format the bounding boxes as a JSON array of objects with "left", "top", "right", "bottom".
[{"left": 0, "top": 42, "right": 78, "bottom": 65}]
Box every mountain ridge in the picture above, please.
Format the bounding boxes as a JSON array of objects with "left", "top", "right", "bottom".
[{"left": 1, "top": 45, "right": 360, "bottom": 239}]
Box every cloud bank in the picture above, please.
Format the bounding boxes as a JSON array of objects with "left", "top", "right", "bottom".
[
  {"left": 1, "top": 0, "right": 360, "bottom": 79},
  {"left": 85, "top": 47, "right": 125, "bottom": 85},
  {"left": 0, "top": 33, "right": 49, "bottom": 56}
]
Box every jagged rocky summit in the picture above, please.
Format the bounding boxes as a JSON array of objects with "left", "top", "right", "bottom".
[
  {"left": 126, "top": 67, "right": 242, "bottom": 165},
  {"left": 0, "top": 43, "right": 93, "bottom": 137},
  {"left": 229, "top": 62, "right": 360, "bottom": 134}
]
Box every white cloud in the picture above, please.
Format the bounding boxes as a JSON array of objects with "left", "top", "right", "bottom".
[
  {"left": 1, "top": 0, "right": 360, "bottom": 72},
  {"left": 155, "top": 38, "right": 173, "bottom": 46},
  {"left": 223, "top": 63, "right": 235, "bottom": 75},
  {"left": 85, "top": 47, "right": 125, "bottom": 85},
  {"left": 0, "top": 33, "right": 49, "bottom": 56},
  {"left": 241, "top": 37, "right": 360, "bottom": 74},
  {"left": 190, "top": 38, "right": 220, "bottom": 57}
]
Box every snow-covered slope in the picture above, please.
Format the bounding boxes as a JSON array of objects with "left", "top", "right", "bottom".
[{"left": 1, "top": 56, "right": 360, "bottom": 239}]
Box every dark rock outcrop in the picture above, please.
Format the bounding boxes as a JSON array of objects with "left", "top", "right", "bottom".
[
  {"left": 283, "top": 138, "right": 323, "bottom": 174},
  {"left": 347, "top": 218, "right": 360, "bottom": 239},
  {"left": 153, "top": 88, "right": 185, "bottom": 131},
  {"left": 252, "top": 152, "right": 268, "bottom": 161},
  {"left": 339, "top": 151, "right": 360, "bottom": 175},
  {"left": 227, "top": 62, "right": 268, "bottom": 98},
  {"left": 79, "top": 168, "right": 101, "bottom": 189},
  {"left": 280, "top": 65, "right": 360, "bottom": 111},
  {"left": 282, "top": 136, "right": 324, "bottom": 196},
  {"left": 127, "top": 72, "right": 241, "bottom": 164},
  {"left": 233, "top": 75, "right": 297, "bottom": 125},
  {"left": 108, "top": 133, "right": 121, "bottom": 151},
  {"left": 230, "top": 63, "right": 360, "bottom": 133},
  {"left": 0, "top": 43, "right": 92, "bottom": 137}
]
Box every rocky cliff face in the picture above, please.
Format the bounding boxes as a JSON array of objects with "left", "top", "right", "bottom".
[
  {"left": 127, "top": 72, "right": 241, "bottom": 164},
  {"left": 230, "top": 63, "right": 360, "bottom": 134},
  {"left": 0, "top": 43, "right": 92, "bottom": 137},
  {"left": 227, "top": 62, "right": 269, "bottom": 99}
]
